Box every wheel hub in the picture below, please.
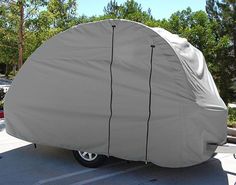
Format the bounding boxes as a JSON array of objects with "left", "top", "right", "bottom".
[{"left": 78, "top": 151, "right": 98, "bottom": 161}]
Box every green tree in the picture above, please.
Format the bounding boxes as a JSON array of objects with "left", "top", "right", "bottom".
[
  {"left": 26, "top": 0, "right": 77, "bottom": 51},
  {"left": 206, "top": 0, "right": 236, "bottom": 104},
  {"left": 0, "top": 0, "right": 47, "bottom": 74},
  {"left": 47, "top": 0, "right": 77, "bottom": 29},
  {"left": 104, "top": 0, "right": 121, "bottom": 18},
  {"left": 0, "top": 1, "right": 19, "bottom": 75},
  {"left": 103, "top": 0, "right": 153, "bottom": 23},
  {"left": 0, "top": 0, "right": 77, "bottom": 75}
]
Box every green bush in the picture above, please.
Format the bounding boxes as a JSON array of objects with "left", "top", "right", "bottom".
[{"left": 228, "top": 107, "right": 236, "bottom": 127}]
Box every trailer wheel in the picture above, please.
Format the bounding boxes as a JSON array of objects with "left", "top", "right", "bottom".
[{"left": 72, "top": 150, "right": 107, "bottom": 168}]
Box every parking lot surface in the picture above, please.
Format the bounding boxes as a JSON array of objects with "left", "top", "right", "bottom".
[{"left": 0, "top": 127, "right": 236, "bottom": 185}]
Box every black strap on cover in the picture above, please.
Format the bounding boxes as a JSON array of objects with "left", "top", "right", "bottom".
[
  {"left": 108, "top": 25, "right": 116, "bottom": 156},
  {"left": 145, "top": 45, "right": 155, "bottom": 163}
]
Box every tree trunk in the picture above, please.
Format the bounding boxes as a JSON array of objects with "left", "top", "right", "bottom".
[
  {"left": 233, "top": 26, "right": 236, "bottom": 65},
  {"left": 18, "top": 0, "right": 24, "bottom": 70},
  {"left": 13, "top": 64, "right": 17, "bottom": 76},
  {"left": 5, "top": 64, "right": 8, "bottom": 77}
]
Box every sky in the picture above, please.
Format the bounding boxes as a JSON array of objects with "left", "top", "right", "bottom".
[{"left": 77, "top": 0, "right": 207, "bottom": 20}]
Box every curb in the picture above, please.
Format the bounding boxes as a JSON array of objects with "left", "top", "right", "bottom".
[
  {"left": 227, "top": 127, "right": 236, "bottom": 137},
  {"left": 227, "top": 135, "right": 236, "bottom": 144},
  {"left": 227, "top": 127, "right": 236, "bottom": 144}
]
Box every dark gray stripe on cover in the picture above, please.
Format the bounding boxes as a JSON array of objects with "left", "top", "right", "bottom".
[
  {"left": 145, "top": 45, "right": 155, "bottom": 163},
  {"left": 108, "top": 25, "right": 116, "bottom": 156}
]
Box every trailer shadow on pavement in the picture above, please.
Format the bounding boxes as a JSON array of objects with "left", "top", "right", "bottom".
[{"left": 0, "top": 141, "right": 234, "bottom": 185}]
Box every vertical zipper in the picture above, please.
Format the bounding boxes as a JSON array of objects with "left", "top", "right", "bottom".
[
  {"left": 108, "top": 25, "right": 116, "bottom": 156},
  {"left": 145, "top": 44, "right": 155, "bottom": 163}
]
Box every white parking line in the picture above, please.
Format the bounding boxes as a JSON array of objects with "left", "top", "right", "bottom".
[
  {"left": 70, "top": 165, "right": 145, "bottom": 185},
  {"left": 34, "top": 161, "right": 126, "bottom": 185},
  {"left": 34, "top": 168, "right": 96, "bottom": 185}
]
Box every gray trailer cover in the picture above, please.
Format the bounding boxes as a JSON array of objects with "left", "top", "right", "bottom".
[{"left": 4, "top": 19, "right": 227, "bottom": 167}]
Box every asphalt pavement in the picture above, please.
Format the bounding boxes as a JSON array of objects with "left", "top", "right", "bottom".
[{"left": 0, "top": 125, "right": 236, "bottom": 185}]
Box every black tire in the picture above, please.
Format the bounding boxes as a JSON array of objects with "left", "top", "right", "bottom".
[{"left": 72, "top": 150, "right": 107, "bottom": 168}]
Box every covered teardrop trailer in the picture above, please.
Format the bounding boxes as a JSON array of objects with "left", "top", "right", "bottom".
[{"left": 4, "top": 19, "right": 234, "bottom": 168}]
